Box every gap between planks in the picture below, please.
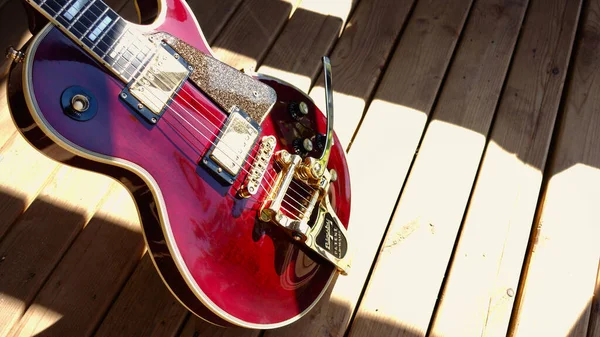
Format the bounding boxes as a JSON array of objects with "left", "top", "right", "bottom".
[
  {"left": 348, "top": 0, "right": 530, "bottom": 336},
  {"left": 508, "top": 0, "right": 600, "bottom": 335},
  {"left": 428, "top": 0, "right": 583, "bottom": 335}
]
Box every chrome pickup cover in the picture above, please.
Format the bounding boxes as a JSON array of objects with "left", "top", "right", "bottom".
[
  {"left": 202, "top": 106, "right": 261, "bottom": 184},
  {"left": 210, "top": 110, "right": 259, "bottom": 175},
  {"left": 129, "top": 46, "right": 189, "bottom": 115}
]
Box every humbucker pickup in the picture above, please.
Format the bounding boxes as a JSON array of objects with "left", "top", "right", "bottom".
[
  {"left": 120, "top": 42, "right": 190, "bottom": 124},
  {"left": 202, "top": 106, "right": 261, "bottom": 184}
]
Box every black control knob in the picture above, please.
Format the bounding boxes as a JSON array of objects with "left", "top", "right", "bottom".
[
  {"left": 288, "top": 101, "right": 310, "bottom": 120},
  {"left": 315, "top": 133, "right": 326, "bottom": 151},
  {"left": 293, "top": 138, "right": 314, "bottom": 156}
]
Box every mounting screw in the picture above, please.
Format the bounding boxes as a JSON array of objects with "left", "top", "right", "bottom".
[
  {"left": 330, "top": 169, "right": 338, "bottom": 182},
  {"left": 292, "top": 233, "right": 303, "bottom": 241},
  {"left": 120, "top": 92, "right": 127, "bottom": 99},
  {"left": 203, "top": 159, "right": 208, "bottom": 164},
  {"left": 137, "top": 103, "right": 144, "bottom": 110},
  {"left": 507, "top": 288, "right": 515, "bottom": 297},
  {"left": 217, "top": 167, "right": 222, "bottom": 173},
  {"left": 188, "top": 65, "right": 194, "bottom": 71},
  {"left": 151, "top": 117, "right": 157, "bottom": 123},
  {"left": 174, "top": 53, "right": 179, "bottom": 59},
  {"left": 253, "top": 91, "right": 259, "bottom": 97}
]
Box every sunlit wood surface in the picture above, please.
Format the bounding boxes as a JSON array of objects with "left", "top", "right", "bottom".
[{"left": 0, "top": 0, "right": 599, "bottom": 336}]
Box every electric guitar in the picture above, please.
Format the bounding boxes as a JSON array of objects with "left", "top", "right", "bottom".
[{"left": 5, "top": 0, "right": 351, "bottom": 329}]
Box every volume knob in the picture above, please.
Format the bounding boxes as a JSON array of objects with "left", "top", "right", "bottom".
[
  {"left": 288, "top": 101, "right": 309, "bottom": 120},
  {"left": 293, "top": 138, "right": 313, "bottom": 156}
]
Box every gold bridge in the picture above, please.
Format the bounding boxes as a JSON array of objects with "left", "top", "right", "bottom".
[{"left": 259, "top": 150, "right": 351, "bottom": 275}]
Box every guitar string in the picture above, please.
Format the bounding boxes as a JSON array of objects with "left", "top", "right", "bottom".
[
  {"left": 49, "top": 0, "right": 317, "bottom": 202},
  {"left": 72, "top": 0, "right": 317, "bottom": 201},
  {"left": 42, "top": 1, "right": 318, "bottom": 219}
]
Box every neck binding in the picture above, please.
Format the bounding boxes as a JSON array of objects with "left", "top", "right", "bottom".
[{"left": 25, "top": 0, "right": 156, "bottom": 82}]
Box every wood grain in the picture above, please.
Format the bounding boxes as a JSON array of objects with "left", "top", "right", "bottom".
[
  {"left": 187, "top": 0, "right": 244, "bottom": 44},
  {"left": 308, "top": 0, "right": 416, "bottom": 149},
  {"left": 510, "top": 0, "right": 600, "bottom": 335},
  {"left": 0, "top": 166, "right": 115, "bottom": 337},
  {"left": 264, "top": 0, "right": 472, "bottom": 336},
  {"left": 257, "top": 0, "right": 357, "bottom": 92},
  {"left": 428, "top": 0, "right": 582, "bottom": 336},
  {"left": 589, "top": 264, "right": 600, "bottom": 337},
  {"left": 94, "top": 254, "right": 188, "bottom": 337},
  {"left": 0, "top": 134, "right": 60, "bottom": 240},
  {"left": 90, "top": 1, "right": 274, "bottom": 334},
  {"left": 211, "top": 0, "right": 297, "bottom": 70},
  {"left": 7, "top": 185, "right": 144, "bottom": 337},
  {"left": 117, "top": 0, "right": 242, "bottom": 44},
  {"left": 178, "top": 317, "right": 260, "bottom": 337},
  {"left": 349, "top": 0, "right": 529, "bottom": 336}
]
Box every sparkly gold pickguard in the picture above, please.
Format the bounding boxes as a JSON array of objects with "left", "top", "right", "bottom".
[{"left": 147, "top": 32, "right": 277, "bottom": 124}]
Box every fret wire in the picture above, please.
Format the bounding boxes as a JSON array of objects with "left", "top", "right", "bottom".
[
  {"left": 38, "top": 0, "right": 49, "bottom": 6},
  {"left": 34, "top": 0, "right": 158, "bottom": 83},
  {"left": 82, "top": 6, "right": 109, "bottom": 37},
  {"left": 54, "top": 0, "right": 75, "bottom": 18},
  {"left": 66, "top": 0, "right": 96, "bottom": 29},
  {"left": 118, "top": 37, "right": 146, "bottom": 78},
  {"left": 107, "top": 27, "right": 131, "bottom": 65},
  {"left": 93, "top": 16, "right": 120, "bottom": 49},
  {"left": 129, "top": 50, "right": 152, "bottom": 79},
  {"left": 100, "top": 26, "right": 128, "bottom": 61}
]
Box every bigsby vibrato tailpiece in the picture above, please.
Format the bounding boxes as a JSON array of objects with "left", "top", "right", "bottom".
[{"left": 260, "top": 57, "right": 352, "bottom": 275}]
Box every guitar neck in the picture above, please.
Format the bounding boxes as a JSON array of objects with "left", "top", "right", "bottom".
[{"left": 25, "top": 0, "right": 155, "bottom": 82}]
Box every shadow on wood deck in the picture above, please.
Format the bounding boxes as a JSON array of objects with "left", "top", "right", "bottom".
[{"left": 0, "top": 0, "right": 599, "bottom": 336}]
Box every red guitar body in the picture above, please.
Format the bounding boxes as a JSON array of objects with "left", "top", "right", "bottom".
[{"left": 7, "top": 0, "right": 350, "bottom": 329}]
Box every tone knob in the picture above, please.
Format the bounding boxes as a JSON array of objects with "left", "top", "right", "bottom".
[
  {"left": 5, "top": 46, "right": 25, "bottom": 63},
  {"left": 288, "top": 101, "right": 309, "bottom": 120}
]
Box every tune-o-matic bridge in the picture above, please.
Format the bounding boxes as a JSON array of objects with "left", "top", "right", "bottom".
[{"left": 259, "top": 57, "right": 351, "bottom": 275}]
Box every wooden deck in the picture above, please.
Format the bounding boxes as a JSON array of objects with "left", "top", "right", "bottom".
[{"left": 0, "top": 0, "right": 599, "bottom": 335}]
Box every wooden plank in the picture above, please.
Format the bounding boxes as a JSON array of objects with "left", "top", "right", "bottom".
[
  {"left": 7, "top": 184, "right": 144, "bottom": 337},
  {"left": 427, "top": 0, "right": 582, "bottom": 336},
  {"left": 210, "top": 0, "right": 297, "bottom": 70},
  {"left": 308, "top": 0, "right": 417, "bottom": 149},
  {"left": 93, "top": 254, "right": 188, "bottom": 337},
  {"left": 264, "top": 0, "right": 473, "bottom": 336},
  {"left": 348, "top": 0, "right": 529, "bottom": 336},
  {"left": 0, "top": 134, "right": 60, "bottom": 239},
  {"left": 0, "top": 166, "right": 114, "bottom": 336},
  {"left": 178, "top": 317, "right": 260, "bottom": 337},
  {"left": 187, "top": 0, "right": 244, "bottom": 44},
  {"left": 117, "top": 0, "right": 242, "bottom": 44},
  {"left": 509, "top": 0, "right": 600, "bottom": 335},
  {"left": 589, "top": 264, "right": 600, "bottom": 337},
  {"left": 257, "top": 0, "right": 357, "bottom": 92}
]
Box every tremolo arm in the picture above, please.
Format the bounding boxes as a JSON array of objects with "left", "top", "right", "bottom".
[{"left": 260, "top": 58, "right": 351, "bottom": 275}]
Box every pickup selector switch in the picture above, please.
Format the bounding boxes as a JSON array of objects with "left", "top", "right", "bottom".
[{"left": 288, "top": 101, "right": 309, "bottom": 120}]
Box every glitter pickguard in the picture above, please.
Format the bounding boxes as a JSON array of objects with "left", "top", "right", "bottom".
[{"left": 147, "top": 32, "right": 277, "bottom": 124}]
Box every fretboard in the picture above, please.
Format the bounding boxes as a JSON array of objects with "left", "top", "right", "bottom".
[{"left": 27, "top": 0, "right": 155, "bottom": 82}]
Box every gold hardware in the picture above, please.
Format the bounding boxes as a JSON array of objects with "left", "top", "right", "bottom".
[
  {"left": 239, "top": 135, "right": 276, "bottom": 198},
  {"left": 5, "top": 46, "right": 25, "bottom": 63},
  {"left": 259, "top": 150, "right": 351, "bottom": 274},
  {"left": 129, "top": 47, "right": 189, "bottom": 114}
]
